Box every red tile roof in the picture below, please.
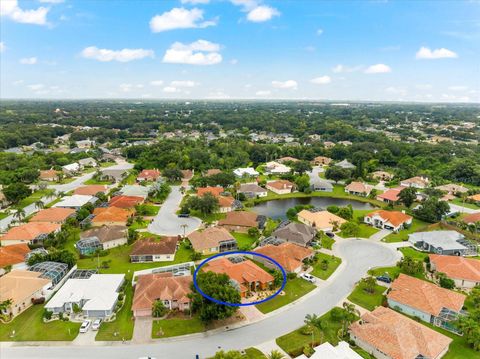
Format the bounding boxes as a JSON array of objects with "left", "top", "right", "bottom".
[
  {"left": 187, "top": 227, "right": 235, "bottom": 252},
  {"left": 463, "top": 212, "right": 480, "bottom": 224},
  {"left": 73, "top": 185, "right": 107, "bottom": 196},
  {"left": 218, "top": 211, "right": 258, "bottom": 228},
  {"left": 387, "top": 274, "right": 466, "bottom": 316},
  {"left": 350, "top": 307, "right": 452, "bottom": 359},
  {"left": 430, "top": 254, "right": 480, "bottom": 283},
  {"left": 377, "top": 187, "right": 404, "bottom": 202},
  {"left": 130, "top": 237, "right": 178, "bottom": 256},
  {"left": 132, "top": 273, "right": 192, "bottom": 311},
  {"left": 1, "top": 222, "right": 61, "bottom": 242},
  {"left": 205, "top": 257, "right": 274, "bottom": 287},
  {"left": 218, "top": 196, "right": 235, "bottom": 208},
  {"left": 109, "top": 195, "right": 144, "bottom": 208},
  {"left": 29, "top": 208, "right": 75, "bottom": 223},
  {"left": 266, "top": 180, "right": 294, "bottom": 190},
  {"left": 39, "top": 170, "right": 59, "bottom": 180},
  {"left": 0, "top": 243, "right": 31, "bottom": 268},
  {"left": 365, "top": 210, "right": 412, "bottom": 227},
  {"left": 197, "top": 186, "right": 224, "bottom": 197},
  {"left": 254, "top": 243, "right": 313, "bottom": 272},
  {"left": 92, "top": 207, "right": 132, "bottom": 224},
  {"left": 137, "top": 169, "right": 161, "bottom": 180}
]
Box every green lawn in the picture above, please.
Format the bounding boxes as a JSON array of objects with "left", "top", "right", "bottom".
[
  {"left": 152, "top": 317, "right": 205, "bottom": 338},
  {"left": 0, "top": 304, "right": 80, "bottom": 341},
  {"left": 122, "top": 173, "right": 137, "bottom": 185},
  {"left": 368, "top": 266, "right": 401, "bottom": 280},
  {"left": 311, "top": 253, "right": 342, "bottom": 280},
  {"left": 320, "top": 235, "right": 335, "bottom": 249},
  {"left": 0, "top": 211, "right": 9, "bottom": 220},
  {"left": 95, "top": 283, "right": 134, "bottom": 341},
  {"left": 338, "top": 223, "right": 379, "bottom": 239},
  {"left": 44, "top": 197, "right": 62, "bottom": 208},
  {"left": 84, "top": 178, "right": 113, "bottom": 185},
  {"left": 129, "top": 218, "right": 150, "bottom": 230},
  {"left": 276, "top": 307, "right": 351, "bottom": 357},
  {"left": 242, "top": 348, "right": 267, "bottom": 358},
  {"left": 232, "top": 232, "right": 257, "bottom": 250},
  {"left": 137, "top": 204, "right": 160, "bottom": 216},
  {"left": 256, "top": 277, "right": 316, "bottom": 314},
  {"left": 347, "top": 281, "right": 387, "bottom": 311},
  {"left": 100, "top": 161, "right": 116, "bottom": 168},
  {"left": 399, "top": 247, "right": 428, "bottom": 261},
  {"left": 383, "top": 218, "right": 430, "bottom": 243},
  {"left": 450, "top": 197, "right": 480, "bottom": 210},
  {"left": 189, "top": 209, "right": 226, "bottom": 224},
  {"left": 77, "top": 241, "right": 195, "bottom": 280},
  {"left": 15, "top": 189, "right": 54, "bottom": 209}
]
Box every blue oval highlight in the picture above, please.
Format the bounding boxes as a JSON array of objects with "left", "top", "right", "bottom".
[{"left": 193, "top": 250, "right": 287, "bottom": 307}]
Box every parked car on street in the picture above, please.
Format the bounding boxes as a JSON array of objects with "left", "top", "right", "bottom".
[
  {"left": 79, "top": 320, "right": 91, "bottom": 333},
  {"left": 325, "top": 232, "right": 335, "bottom": 238},
  {"left": 300, "top": 273, "right": 316, "bottom": 283}
]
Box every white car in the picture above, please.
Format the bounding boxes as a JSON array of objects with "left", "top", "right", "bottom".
[
  {"left": 79, "top": 320, "right": 91, "bottom": 333},
  {"left": 300, "top": 273, "right": 316, "bottom": 283},
  {"left": 91, "top": 319, "right": 102, "bottom": 331}
]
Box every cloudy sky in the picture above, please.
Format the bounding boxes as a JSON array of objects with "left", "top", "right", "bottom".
[{"left": 1, "top": 0, "right": 479, "bottom": 102}]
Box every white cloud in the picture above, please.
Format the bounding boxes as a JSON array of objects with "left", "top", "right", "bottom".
[
  {"left": 231, "top": 1, "right": 279, "bottom": 22},
  {"left": 0, "top": 42, "right": 5, "bottom": 52},
  {"left": 170, "top": 80, "right": 197, "bottom": 87},
  {"left": 364, "top": 63, "right": 391, "bottom": 74},
  {"left": 230, "top": 58, "right": 239, "bottom": 65},
  {"left": 0, "top": 0, "right": 49, "bottom": 26},
  {"left": 332, "top": 64, "right": 361, "bottom": 73},
  {"left": 150, "top": 80, "right": 164, "bottom": 86},
  {"left": 20, "top": 57, "right": 38, "bottom": 65},
  {"left": 39, "top": 0, "right": 64, "bottom": 3},
  {"left": 119, "top": 83, "right": 144, "bottom": 92},
  {"left": 181, "top": 0, "right": 210, "bottom": 4},
  {"left": 316, "top": 28, "right": 323, "bottom": 36},
  {"left": 272, "top": 80, "right": 298, "bottom": 90},
  {"left": 385, "top": 86, "right": 407, "bottom": 96},
  {"left": 149, "top": 7, "right": 217, "bottom": 33},
  {"left": 256, "top": 90, "right": 271, "bottom": 96},
  {"left": 247, "top": 5, "right": 280, "bottom": 22},
  {"left": 162, "top": 40, "right": 222, "bottom": 65},
  {"left": 27, "top": 84, "right": 45, "bottom": 91},
  {"left": 448, "top": 86, "right": 468, "bottom": 91},
  {"left": 415, "top": 46, "right": 458, "bottom": 59},
  {"left": 81, "top": 46, "right": 154, "bottom": 62},
  {"left": 310, "top": 76, "right": 331, "bottom": 85},
  {"left": 163, "top": 86, "right": 181, "bottom": 93}
]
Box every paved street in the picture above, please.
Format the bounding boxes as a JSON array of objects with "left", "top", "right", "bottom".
[
  {"left": 147, "top": 185, "right": 201, "bottom": 236},
  {"left": 449, "top": 203, "right": 480, "bottom": 215},
  {"left": 0, "top": 239, "right": 400, "bottom": 359},
  {"left": 0, "top": 195, "right": 56, "bottom": 232}
]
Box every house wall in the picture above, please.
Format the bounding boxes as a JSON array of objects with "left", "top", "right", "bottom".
[
  {"left": 92, "top": 220, "right": 128, "bottom": 227},
  {"left": 102, "top": 237, "right": 128, "bottom": 250},
  {"left": 387, "top": 299, "right": 432, "bottom": 323},
  {"left": 220, "top": 224, "right": 253, "bottom": 233},
  {"left": 6, "top": 285, "right": 51, "bottom": 318},
  {"left": 266, "top": 186, "right": 292, "bottom": 195},
  {"left": 349, "top": 334, "right": 391, "bottom": 359}
]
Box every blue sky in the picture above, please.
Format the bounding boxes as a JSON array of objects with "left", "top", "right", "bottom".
[{"left": 1, "top": 0, "right": 479, "bottom": 102}]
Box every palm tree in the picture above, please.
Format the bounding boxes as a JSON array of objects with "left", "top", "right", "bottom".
[
  {"left": 35, "top": 200, "right": 44, "bottom": 211},
  {"left": 341, "top": 301, "right": 360, "bottom": 337},
  {"left": 13, "top": 208, "right": 26, "bottom": 223},
  {"left": 0, "top": 299, "right": 13, "bottom": 312},
  {"left": 267, "top": 350, "right": 285, "bottom": 359},
  {"left": 304, "top": 313, "right": 323, "bottom": 347}
]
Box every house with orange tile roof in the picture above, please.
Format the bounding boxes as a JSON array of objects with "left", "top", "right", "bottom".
[
  {"left": 254, "top": 242, "right": 314, "bottom": 273},
  {"left": 376, "top": 187, "right": 404, "bottom": 204},
  {"left": 73, "top": 185, "right": 108, "bottom": 196},
  {"left": 0, "top": 222, "right": 61, "bottom": 246},
  {"left": 137, "top": 169, "right": 161, "bottom": 182},
  {"left": 109, "top": 195, "right": 144, "bottom": 209},
  {"left": 349, "top": 306, "right": 452, "bottom": 359},
  {"left": 181, "top": 169, "right": 194, "bottom": 181},
  {"left": 39, "top": 169, "right": 60, "bottom": 182},
  {"left": 132, "top": 273, "right": 192, "bottom": 317},
  {"left": 0, "top": 243, "right": 31, "bottom": 270},
  {"left": 345, "top": 181, "right": 373, "bottom": 196},
  {"left": 187, "top": 227, "right": 237, "bottom": 255},
  {"left": 197, "top": 186, "right": 224, "bottom": 197},
  {"left": 429, "top": 254, "right": 480, "bottom": 290},
  {"left": 266, "top": 180, "right": 295, "bottom": 195},
  {"left": 400, "top": 176, "right": 430, "bottom": 189},
  {"left": 387, "top": 274, "right": 466, "bottom": 333},
  {"left": 204, "top": 257, "right": 274, "bottom": 297},
  {"left": 297, "top": 210, "right": 346, "bottom": 232},
  {"left": 218, "top": 211, "right": 260, "bottom": 233},
  {"left": 29, "top": 207, "right": 76, "bottom": 224},
  {"left": 467, "top": 193, "right": 480, "bottom": 203},
  {"left": 130, "top": 237, "right": 178, "bottom": 263},
  {"left": 364, "top": 210, "right": 413, "bottom": 232},
  {"left": 0, "top": 270, "right": 52, "bottom": 318},
  {"left": 92, "top": 207, "right": 133, "bottom": 227},
  {"left": 462, "top": 212, "right": 480, "bottom": 225},
  {"left": 311, "top": 156, "right": 332, "bottom": 166},
  {"left": 205, "top": 169, "right": 222, "bottom": 177},
  {"left": 217, "top": 196, "right": 238, "bottom": 213}
]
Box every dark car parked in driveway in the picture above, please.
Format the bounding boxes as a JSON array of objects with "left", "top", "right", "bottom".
[{"left": 376, "top": 275, "right": 392, "bottom": 284}]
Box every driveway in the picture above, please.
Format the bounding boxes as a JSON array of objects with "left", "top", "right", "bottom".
[
  {"left": 449, "top": 203, "right": 480, "bottom": 215},
  {"left": 132, "top": 317, "right": 153, "bottom": 344},
  {"left": 147, "top": 186, "right": 201, "bottom": 236},
  {"left": 368, "top": 229, "right": 391, "bottom": 242},
  {"left": 0, "top": 239, "right": 400, "bottom": 359}
]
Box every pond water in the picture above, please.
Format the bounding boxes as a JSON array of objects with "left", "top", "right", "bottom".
[{"left": 252, "top": 197, "right": 375, "bottom": 220}]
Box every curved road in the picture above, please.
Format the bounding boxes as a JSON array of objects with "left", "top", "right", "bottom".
[
  {"left": 1, "top": 239, "right": 400, "bottom": 359},
  {"left": 147, "top": 185, "right": 201, "bottom": 236}
]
